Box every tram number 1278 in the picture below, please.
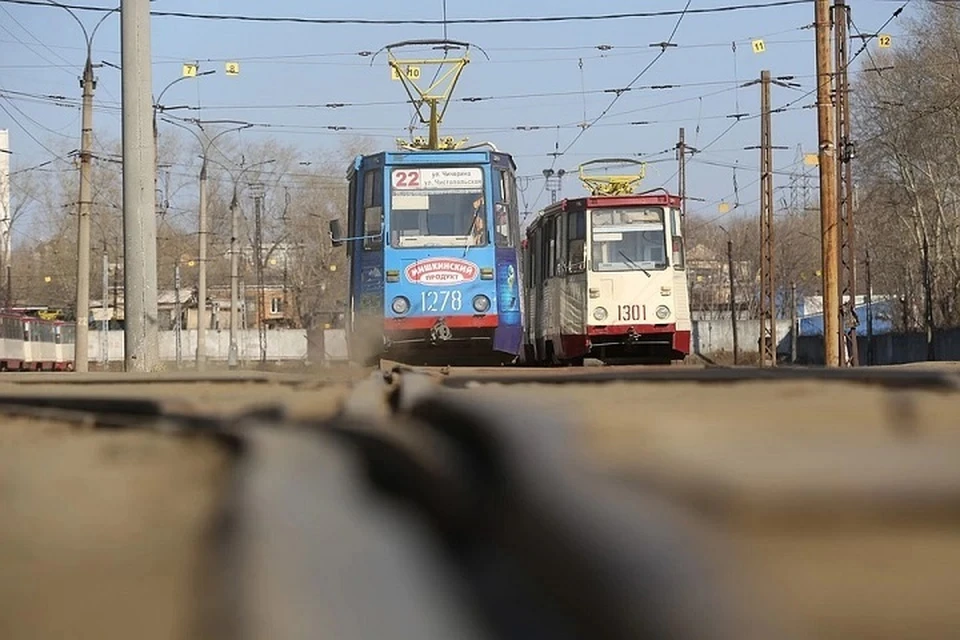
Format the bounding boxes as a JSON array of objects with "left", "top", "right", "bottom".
[
  {"left": 422, "top": 290, "right": 462, "bottom": 313},
  {"left": 617, "top": 304, "right": 646, "bottom": 321}
]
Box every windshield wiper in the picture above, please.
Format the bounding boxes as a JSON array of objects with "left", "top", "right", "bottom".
[
  {"left": 618, "top": 250, "right": 651, "bottom": 277},
  {"left": 462, "top": 203, "right": 484, "bottom": 257}
]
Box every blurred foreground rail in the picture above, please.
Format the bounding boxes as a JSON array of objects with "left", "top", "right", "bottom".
[{"left": 1, "top": 363, "right": 959, "bottom": 639}]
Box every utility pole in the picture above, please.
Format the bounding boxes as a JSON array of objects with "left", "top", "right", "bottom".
[
  {"left": 790, "top": 282, "right": 798, "bottom": 364},
  {"left": 922, "top": 232, "right": 935, "bottom": 361},
  {"left": 219, "top": 157, "right": 274, "bottom": 369},
  {"left": 677, "top": 127, "right": 686, "bottom": 224},
  {"left": 864, "top": 247, "right": 873, "bottom": 365},
  {"left": 101, "top": 248, "right": 109, "bottom": 365},
  {"left": 745, "top": 70, "right": 791, "bottom": 366},
  {"left": 676, "top": 127, "right": 698, "bottom": 234},
  {"left": 835, "top": 0, "right": 858, "bottom": 367},
  {"left": 1, "top": 130, "right": 10, "bottom": 310},
  {"left": 727, "top": 238, "right": 739, "bottom": 365},
  {"left": 121, "top": 0, "right": 159, "bottom": 372},
  {"left": 73, "top": 37, "right": 95, "bottom": 372},
  {"left": 815, "top": 0, "right": 841, "bottom": 367},
  {"left": 228, "top": 194, "right": 240, "bottom": 368},
  {"left": 47, "top": 1, "right": 114, "bottom": 371},
  {"left": 161, "top": 120, "right": 250, "bottom": 370},
  {"left": 251, "top": 183, "right": 267, "bottom": 364},
  {"left": 197, "top": 154, "right": 208, "bottom": 369},
  {"left": 174, "top": 263, "right": 182, "bottom": 368},
  {"left": 759, "top": 70, "right": 777, "bottom": 368}
]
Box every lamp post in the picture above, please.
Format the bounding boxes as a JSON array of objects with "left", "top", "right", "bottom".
[
  {"left": 161, "top": 118, "right": 250, "bottom": 369},
  {"left": 207, "top": 156, "right": 276, "bottom": 368},
  {"left": 45, "top": 0, "right": 117, "bottom": 372},
  {"left": 153, "top": 68, "right": 215, "bottom": 197}
]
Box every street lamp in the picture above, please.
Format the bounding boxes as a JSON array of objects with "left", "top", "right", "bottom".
[
  {"left": 153, "top": 68, "right": 216, "bottom": 186},
  {"left": 161, "top": 118, "right": 251, "bottom": 369},
  {"left": 207, "top": 156, "right": 276, "bottom": 368},
  {"left": 45, "top": 0, "right": 117, "bottom": 372}
]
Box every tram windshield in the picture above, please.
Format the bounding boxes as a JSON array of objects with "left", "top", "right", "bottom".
[
  {"left": 389, "top": 166, "right": 488, "bottom": 248},
  {"left": 590, "top": 207, "right": 667, "bottom": 272}
]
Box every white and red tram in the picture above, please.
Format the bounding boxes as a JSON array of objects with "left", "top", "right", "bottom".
[
  {"left": 0, "top": 311, "right": 75, "bottom": 371},
  {"left": 521, "top": 161, "right": 692, "bottom": 365}
]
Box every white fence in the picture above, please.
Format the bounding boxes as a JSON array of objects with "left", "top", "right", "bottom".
[
  {"left": 692, "top": 319, "right": 794, "bottom": 355},
  {"left": 90, "top": 329, "right": 309, "bottom": 363},
  {"left": 87, "top": 322, "right": 779, "bottom": 363}
]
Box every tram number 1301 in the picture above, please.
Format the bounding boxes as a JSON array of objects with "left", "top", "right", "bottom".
[{"left": 617, "top": 304, "right": 646, "bottom": 321}]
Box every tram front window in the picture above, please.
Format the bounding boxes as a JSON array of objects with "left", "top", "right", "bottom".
[
  {"left": 389, "top": 167, "right": 488, "bottom": 248},
  {"left": 590, "top": 207, "right": 667, "bottom": 272}
]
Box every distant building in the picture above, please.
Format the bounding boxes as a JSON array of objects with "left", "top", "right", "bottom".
[
  {"left": 90, "top": 282, "right": 298, "bottom": 331},
  {"left": 796, "top": 295, "right": 896, "bottom": 335},
  {"left": 686, "top": 243, "right": 753, "bottom": 315}
]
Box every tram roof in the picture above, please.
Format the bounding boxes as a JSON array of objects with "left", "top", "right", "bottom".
[
  {"left": 541, "top": 190, "right": 681, "bottom": 215},
  {"left": 348, "top": 149, "right": 516, "bottom": 175}
]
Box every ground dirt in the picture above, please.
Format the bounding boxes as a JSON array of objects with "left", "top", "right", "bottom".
[
  {"left": 459, "top": 375, "right": 960, "bottom": 640},
  {"left": 0, "top": 418, "right": 230, "bottom": 640},
  {"left": 2, "top": 364, "right": 959, "bottom": 639}
]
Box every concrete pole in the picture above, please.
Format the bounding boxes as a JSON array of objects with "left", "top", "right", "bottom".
[
  {"left": 121, "top": 0, "right": 159, "bottom": 371},
  {"left": 101, "top": 249, "right": 109, "bottom": 365},
  {"left": 74, "top": 57, "right": 95, "bottom": 372},
  {"left": 196, "top": 157, "right": 208, "bottom": 369},
  {"left": 174, "top": 262, "right": 182, "bottom": 367},
  {"left": 228, "top": 192, "right": 240, "bottom": 368},
  {"left": 790, "top": 282, "right": 798, "bottom": 364},
  {"left": 726, "top": 238, "right": 739, "bottom": 365},
  {"left": 0, "top": 130, "right": 10, "bottom": 309}
]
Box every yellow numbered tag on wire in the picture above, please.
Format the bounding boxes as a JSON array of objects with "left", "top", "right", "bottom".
[
  {"left": 718, "top": 202, "right": 731, "bottom": 213},
  {"left": 391, "top": 65, "right": 421, "bottom": 81},
  {"left": 878, "top": 34, "right": 892, "bottom": 48},
  {"left": 752, "top": 39, "right": 766, "bottom": 54},
  {"left": 225, "top": 61, "right": 240, "bottom": 76},
  {"left": 182, "top": 63, "right": 198, "bottom": 78},
  {"left": 804, "top": 153, "right": 819, "bottom": 166}
]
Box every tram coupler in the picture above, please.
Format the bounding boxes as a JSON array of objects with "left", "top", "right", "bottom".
[
  {"left": 626, "top": 327, "right": 642, "bottom": 344},
  {"left": 429, "top": 318, "right": 453, "bottom": 344}
]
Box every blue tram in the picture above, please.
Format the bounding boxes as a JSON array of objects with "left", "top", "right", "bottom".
[{"left": 332, "top": 148, "right": 524, "bottom": 366}]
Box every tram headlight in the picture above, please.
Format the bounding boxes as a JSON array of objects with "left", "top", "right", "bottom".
[
  {"left": 593, "top": 306, "right": 608, "bottom": 321},
  {"left": 473, "top": 294, "right": 491, "bottom": 313},
  {"left": 655, "top": 305, "right": 670, "bottom": 319},
  {"left": 391, "top": 296, "right": 410, "bottom": 315}
]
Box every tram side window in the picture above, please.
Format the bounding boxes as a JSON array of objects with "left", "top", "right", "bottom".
[
  {"left": 531, "top": 228, "right": 541, "bottom": 286},
  {"left": 567, "top": 210, "right": 586, "bottom": 274},
  {"left": 496, "top": 171, "right": 511, "bottom": 247},
  {"left": 362, "top": 169, "right": 383, "bottom": 251},
  {"left": 544, "top": 217, "right": 556, "bottom": 278},
  {"left": 495, "top": 170, "right": 521, "bottom": 248},
  {"left": 672, "top": 207, "right": 685, "bottom": 269},
  {"left": 553, "top": 214, "right": 565, "bottom": 276},
  {"left": 345, "top": 174, "right": 357, "bottom": 257},
  {"left": 2, "top": 316, "right": 20, "bottom": 340}
]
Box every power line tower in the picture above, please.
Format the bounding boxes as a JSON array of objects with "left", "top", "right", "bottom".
[
  {"left": 745, "top": 71, "right": 795, "bottom": 367},
  {"left": 250, "top": 182, "right": 267, "bottom": 364},
  {"left": 759, "top": 70, "right": 776, "bottom": 367},
  {"left": 815, "top": 0, "right": 842, "bottom": 367},
  {"left": 835, "top": 0, "right": 858, "bottom": 366}
]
